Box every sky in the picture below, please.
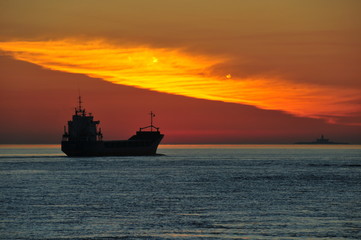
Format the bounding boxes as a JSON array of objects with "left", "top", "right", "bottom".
[{"left": 1, "top": 0, "right": 361, "bottom": 144}]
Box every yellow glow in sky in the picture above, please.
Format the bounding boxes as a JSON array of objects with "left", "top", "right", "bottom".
[{"left": 0, "top": 39, "right": 360, "bottom": 123}]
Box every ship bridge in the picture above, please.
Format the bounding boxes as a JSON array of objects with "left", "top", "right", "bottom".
[{"left": 62, "top": 96, "right": 103, "bottom": 142}]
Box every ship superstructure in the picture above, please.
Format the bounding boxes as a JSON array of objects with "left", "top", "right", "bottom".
[
  {"left": 295, "top": 135, "right": 348, "bottom": 144},
  {"left": 61, "top": 97, "right": 164, "bottom": 156}
]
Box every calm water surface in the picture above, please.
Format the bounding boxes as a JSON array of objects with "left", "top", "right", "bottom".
[{"left": 0, "top": 144, "right": 360, "bottom": 239}]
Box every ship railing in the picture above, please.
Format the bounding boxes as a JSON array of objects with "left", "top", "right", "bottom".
[{"left": 139, "top": 125, "right": 160, "bottom": 132}]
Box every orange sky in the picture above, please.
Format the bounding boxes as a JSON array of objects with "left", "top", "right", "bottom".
[{"left": 1, "top": 0, "right": 361, "bottom": 143}]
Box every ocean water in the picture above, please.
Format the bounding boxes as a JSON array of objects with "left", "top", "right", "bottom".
[{"left": 0, "top": 144, "right": 360, "bottom": 240}]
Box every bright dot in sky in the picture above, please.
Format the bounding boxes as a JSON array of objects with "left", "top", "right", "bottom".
[
  {"left": 226, "top": 74, "right": 232, "bottom": 79},
  {"left": 152, "top": 57, "right": 158, "bottom": 63}
]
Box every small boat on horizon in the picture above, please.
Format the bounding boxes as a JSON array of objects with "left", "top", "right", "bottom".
[
  {"left": 295, "top": 135, "right": 349, "bottom": 144},
  {"left": 61, "top": 97, "right": 164, "bottom": 156}
]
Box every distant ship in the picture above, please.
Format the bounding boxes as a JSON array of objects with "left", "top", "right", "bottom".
[
  {"left": 61, "top": 97, "right": 164, "bottom": 156},
  {"left": 295, "top": 135, "right": 349, "bottom": 144}
]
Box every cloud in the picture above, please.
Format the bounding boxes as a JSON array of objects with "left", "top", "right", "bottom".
[{"left": 1, "top": 39, "right": 360, "bottom": 124}]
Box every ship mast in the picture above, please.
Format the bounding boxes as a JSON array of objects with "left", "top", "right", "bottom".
[
  {"left": 78, "top": 95, "right": 82, "bottom": 111},
  {"left": 75, "top": 95, "right": 86, "bottom": 116},
  {"left": 139, "top": 111, "right": 159, "bottom": 132},
  {"left": 150, "top": 111, "right": 155, "bottom": 131}
]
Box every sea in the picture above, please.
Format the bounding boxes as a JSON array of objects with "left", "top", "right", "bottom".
[{"left": 0, "top": 144, "right": 360, "bottom": 240}]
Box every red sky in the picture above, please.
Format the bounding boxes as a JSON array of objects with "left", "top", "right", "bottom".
[{"left": 1, "top": 0, "right": 361, "bottom": 143}]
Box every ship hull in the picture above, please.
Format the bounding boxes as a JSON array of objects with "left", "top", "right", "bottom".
[
  {"left": 295, "top": 142, "right": 348, "bottom": 144},
  {"left": 295, "top": 135, "right": 348, "bottom": 145},
  {"left": 62, "top": 133, "right": 164, "bottom": 157}
]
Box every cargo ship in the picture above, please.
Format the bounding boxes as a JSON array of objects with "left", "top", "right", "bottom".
[
  {"left": 61, "top": 97, "right": 164, "bottom": 156},
  {"left": 295, "top": 135, "right": 348, "bottom": 144}
]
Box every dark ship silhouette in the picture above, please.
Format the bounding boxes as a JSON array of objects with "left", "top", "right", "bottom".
[
  {"left": 61, "top": 97, "right": 164, "bottom": 156},
  {"left": 295, "top": 135, "right": 348, "bottom": 144}
]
